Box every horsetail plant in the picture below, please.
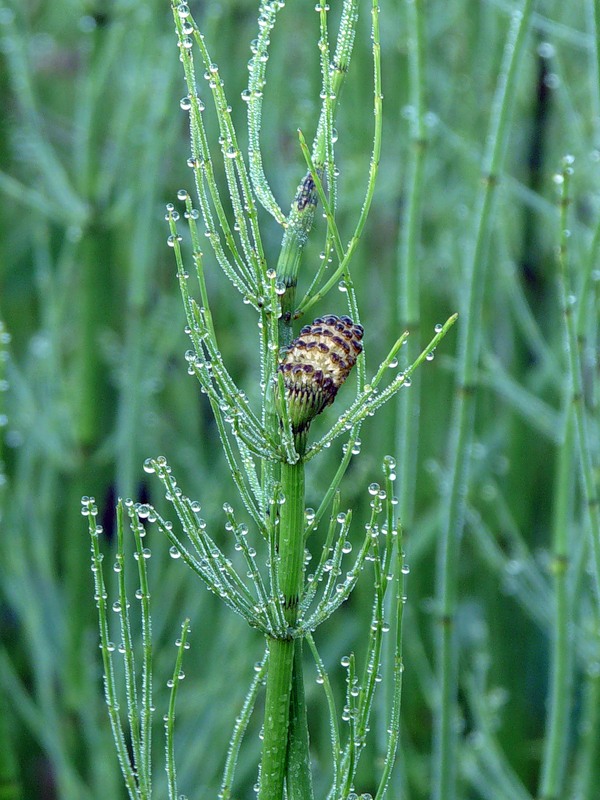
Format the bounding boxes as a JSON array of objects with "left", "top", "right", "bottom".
[{"left": 85, "top": 1, "right": 457, "bottom": 798}]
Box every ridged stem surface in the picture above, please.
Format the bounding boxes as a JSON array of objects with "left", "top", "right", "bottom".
[{"left": 259, "top": 459, "right": 310, "bottom": 800}]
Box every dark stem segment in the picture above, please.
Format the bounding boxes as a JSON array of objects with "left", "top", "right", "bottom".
[{"left": 276, "top": 172, "right": 320, "bottom": 339}]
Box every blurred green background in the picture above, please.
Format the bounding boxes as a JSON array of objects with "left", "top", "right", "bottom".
[{"left": 1, "top": 0, "right": 599, "bottom": 798}]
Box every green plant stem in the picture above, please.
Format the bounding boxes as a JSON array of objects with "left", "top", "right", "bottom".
[
  {"left": 276, "top": 0, "right": 358, "bottom": 334},
  {"left": 555, "top": 165, "right": 600, "bottom": 599},
  {"left": 538, "top": 411, "right": 575, "bottom": 799},
  {"left": 592, "top": 0, "right": 600, "bottom": 136},
  {"left": 570, "top": 667, "right": 600, "bottom": 798},
  {"left": 396, "top": 0, "right": 426, "bottom": 529},
  {"left": 260, "top": 637, "right": 295, "bottom": 800},
  {"left": 0, "top": 689, "right": 21, "bottom": 800},
  {"left": 259, "top": 459, "right": 308, "bottom": 800},
  {"left": 166, "top": 619, "right": 190, "bottom": 800},
  {"left": 286, "top": 642, "right": 314, "bottom": 800},
  {"left": 277, "top": 206, "right": 319, "bottom": 339},
  {"left": 539, "top": 160, "right": 600, "bottom": 798},
  {"left": 433, "top": 4, "right": 533, "bottom": 799}
]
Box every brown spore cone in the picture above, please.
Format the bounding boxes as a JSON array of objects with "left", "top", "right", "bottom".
[{"left": 277, "top": 314, "right": 364, "bottom": 434}]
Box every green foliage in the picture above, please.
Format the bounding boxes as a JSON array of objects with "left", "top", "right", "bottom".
[{"left": 1, "top": 0, "right": 599, "bottom": 799}]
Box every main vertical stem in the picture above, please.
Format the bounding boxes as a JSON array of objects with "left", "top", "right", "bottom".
[{"left": 259, "top": 459, "right": 307, "bottom": 800}]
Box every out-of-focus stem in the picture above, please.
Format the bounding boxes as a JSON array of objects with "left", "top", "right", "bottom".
[{"left": 433, "top": 5, "right": 534, "bottom": 799}]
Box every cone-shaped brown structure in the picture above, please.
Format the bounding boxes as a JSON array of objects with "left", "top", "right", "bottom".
[{"left": 277, "top": 315, "right": 364, "bottom": 437}]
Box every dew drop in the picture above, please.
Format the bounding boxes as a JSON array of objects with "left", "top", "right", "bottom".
[{"left": 537, "top": 41, "right": 555, "bottom": 59}]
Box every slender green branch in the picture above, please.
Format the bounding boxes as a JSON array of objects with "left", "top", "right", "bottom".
[
  {"left": 246, "top": 0, "right": 287, "bottom": 225},
  {"left": 553, "top": 162, "right": 600, "bottom": 598},
  {"left": 127, "top": 504, "right": 154, "bottom": 795},
  {"left": 305, "top": 315, "right": 457, "bottom": 460},
  {"left": 539, "top": 159, "right": 600, "bottom": 797},
  {"left": 375, "top": 485, "right": 405, "bottom": 798},
  {"left": 220, "top": 652, "right": 269, "bottom": 800},
  {"left": 165, "top": 619, "right": 190, "bottom": 800},
  {"left": 85, "top": 498, "right": 138, "bottom": 800},
  {"left": 276, "top": 0, "right": 360, "bottom": 335},
  {"left": 299, "top": 502, "right": 347, "bottom": 614},
  {"left": 295, "top": 0, "right": 382, "bottom": 321},
  {"left": 307, "top": 633, "right": 341, "bottom": 794},
  {"left": 115, "top": 503, "right": 144, "bottom": 795}
]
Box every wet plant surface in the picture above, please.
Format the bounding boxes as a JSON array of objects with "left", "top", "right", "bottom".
[{"left": 1, "top": 1, "right": 599, "bottom": 799}]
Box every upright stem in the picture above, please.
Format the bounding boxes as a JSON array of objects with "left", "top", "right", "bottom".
[
  {"left": 396, "top": 0, "right": 426, "bottom": 531},
  {"left": 433, "top": 5, "right": 533, "bottom": 799},
  {"left": 286, "top": 641, "right": 314, "bottom": 800},
  {"left": 538, "top": 411, "right": 575, "bottom": 798},
  {"left": 278, "top": 460, "right": 306, "bottom": 624},
  {"left": 260, "top": 636, "right": 296, "bottom": 800},
  {"left": 259, "top": 459, "right": 308, "bottom": 800}
]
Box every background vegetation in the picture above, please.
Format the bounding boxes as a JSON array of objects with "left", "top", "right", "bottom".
[{"left": 0, "top": 0, "right": 598, "bottom": 798}]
